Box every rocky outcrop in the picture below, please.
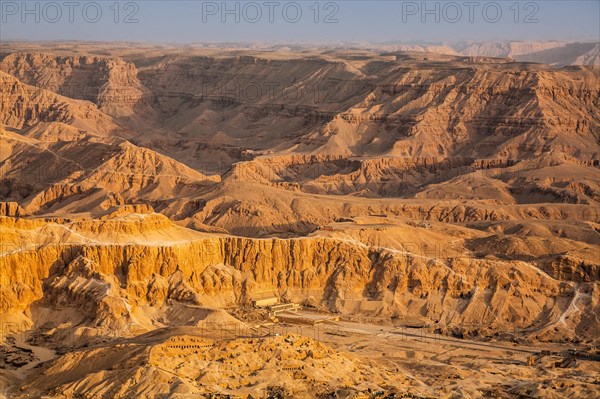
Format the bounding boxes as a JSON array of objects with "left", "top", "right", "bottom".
[
  {"left": 1, "top": 53, "right": 149, "bottom": 117},
  {"left": 0, "top": 202, "right": 26, "bottom": 217},
  {"left": 0, "top": 126, "right": 219, "bottom": 215},
  {"left": 540, "top": 255, "right": 600, "bottom": 282},
  {"left": 229, "top": 155, "right": 529, "bottom": 197},
  {"left": 21, "top": 331, "right": 383, "bottom": 399},
  {"left": 1, "top": 224, "right": 596, "bottom": 341},
  {"left": 0, "top": 71, "right": 117, "bottom": 133}
]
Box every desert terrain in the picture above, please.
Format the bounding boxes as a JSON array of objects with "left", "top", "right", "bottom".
[{"left": 0, "top": 42, "right": 599, "bottom": 398}]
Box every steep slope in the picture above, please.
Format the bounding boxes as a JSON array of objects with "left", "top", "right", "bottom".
[
  {"left": 457, "top": 41, "right": 567, "bottom": 58},
  {"left": 0, "top": 71, "right": 117, "bottom": 134},
  {"left": 1, "top": 53, "right": 150, "bottom": 117},
  {"left": 0, "top": 44, "right": 599, "bottom": 399},
  {"left": 0, "top": 125, "right": 219, "bottom": 215},
  {"left": 1, "top": 210, "right": 598, "bottom": 344},
  {"left": 4, "top": 51, "right": 598, "bottom": 164},
  {"left": 516, "top": 42, "right": 600, "bottom": 67},
  {"left": 1, "top": 51, "right": 598, "bottom": 234}
]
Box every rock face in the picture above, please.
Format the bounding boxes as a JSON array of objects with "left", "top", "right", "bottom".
[
  {"left": 1, "top": 213, "right": 597, "bottom": 343},
  {"left": 0, "top": 202, "right": 26, "bottom": 217},
  {"left": 2, "top": 51, "right": 598, "bottom": 224},
  {"left": 1, "top": 53, "right": 149, "bottom": 117},
  {"left": 0, "top": 71, "right": 117, "bottom": 133},
  {"left": 0, "top": 124, "right": 218, "bottom": 215},
  {"left": 4, "top": 52, "right": 598, "bottom": 161},
  {"left": 133, "top": 52, "right": 599, "bottom": 165}
]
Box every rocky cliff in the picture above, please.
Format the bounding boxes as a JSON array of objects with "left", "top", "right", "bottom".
[
  {"left": 0, "top": 71, "right": 117, "bottom": 134},
  {"left": 1, "top": 53, "right": 149, "bottom": 117},
  {"left": 1, "top": 214, "right": 597, "bottom": 343}
]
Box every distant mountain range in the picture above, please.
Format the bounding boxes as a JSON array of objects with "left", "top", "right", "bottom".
[{"left": 376, "top": 41, "right": 600, "bottom": 67}]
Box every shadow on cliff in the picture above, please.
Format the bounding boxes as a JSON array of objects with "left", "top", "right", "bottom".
[{"left": 223, "top": 221, "right": 320, "bottom": 238}]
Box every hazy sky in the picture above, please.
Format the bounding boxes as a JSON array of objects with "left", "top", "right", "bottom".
[{"left": 1, "top": 0, "right": 599, "bottom": 43}]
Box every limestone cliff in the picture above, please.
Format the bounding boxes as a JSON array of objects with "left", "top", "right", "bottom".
[
  {"left": 0, "top": 71, "right": 117, "bottom": 134},
  {"left": 1, "top": 53, "right": 149, "bottom": 117},
  {"left": 1, "top": 215, "right": 597, "bottom": 342}
]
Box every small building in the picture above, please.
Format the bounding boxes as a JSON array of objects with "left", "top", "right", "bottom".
[
  {"left": 253, "top": 297, "right": 279, "bottom": 308},
  {"left": 270, "top": 302, "right": 301, "bottom": 315}
]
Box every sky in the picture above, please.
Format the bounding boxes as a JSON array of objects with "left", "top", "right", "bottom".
[{"left": 1, "top": 0, "right": 599, "bottom": 44}]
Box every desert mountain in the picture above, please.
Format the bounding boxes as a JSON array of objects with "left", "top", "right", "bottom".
[
  {"left": 0, "top": 44, "right": 599, "bottom": 398},
  {"left": 0, "top": 71, "right": 117, "bottom": 134},
  {"left": 3, "top": 51, "right": 598, "bottom": 225},
  {"left": 1, "top": 53, "right": 150, "bottom": 117},
  {"left": 5, "top": 51, "right": 598, "bottom": 159},
  {"left": 454, "top": 41, "right": 600, "bottom": 67},
  {"left": 0, "top": 124, "right": 218, "bottom": 216}
]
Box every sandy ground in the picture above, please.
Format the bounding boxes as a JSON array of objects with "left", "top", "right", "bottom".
[
  {"left": 265, "top": 310, "right": 600, "bottom": 398},
  {"left": 1, "top": 308, "right": 598, "bottom": 398}
]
